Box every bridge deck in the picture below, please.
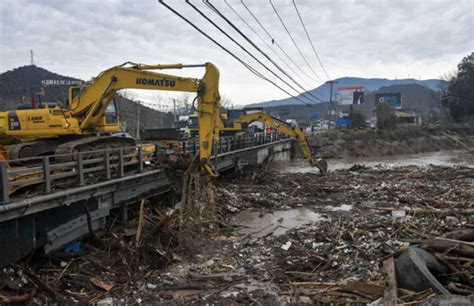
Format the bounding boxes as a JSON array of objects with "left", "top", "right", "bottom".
[{"left": 0, "top": 133, "right": 294, "bottom": 267}]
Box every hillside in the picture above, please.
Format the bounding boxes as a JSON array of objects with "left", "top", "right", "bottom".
[
  {"left": 0, "top": 65, "right": 174, "bottom": 135},
  {"left": 247, "top": 77, "right": 445, "bottom": 107}
]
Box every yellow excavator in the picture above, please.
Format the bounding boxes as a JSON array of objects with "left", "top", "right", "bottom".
[
  {"left": 235, "top": 112, "right": 328, "bottom": 174},
  {"left": 0, "top": 62, "right": 221, "bottom": 174}
]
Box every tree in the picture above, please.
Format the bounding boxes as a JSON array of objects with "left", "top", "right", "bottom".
[
  {"left": 349, "top": 110, "right": 366, "bottom": 128},
  {"left": 376, "top": 102, "right": 396, "bottom": 130},
  {"left": 220, "top": 95, "right": 233, "bottom": 109},
  {"left": 442, "top": 52, "right": 474, "bottom": 122},
  {"left": 174, "top": 92, "right": 194, "bottom": 114}
]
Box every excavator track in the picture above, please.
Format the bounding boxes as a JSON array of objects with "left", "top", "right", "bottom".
[
  {"left": 55, "top": 136, "right": 137, "bottom": 162},
  {"left": 6, "top": 139, "right": 61, "bottom": 160}
]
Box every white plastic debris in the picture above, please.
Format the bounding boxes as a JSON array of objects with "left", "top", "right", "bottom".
[
  {"left": 281, "top": 241, "right": 292, "bottom": 251},
  {"left": 146, "top": 283, "right": 157, "bottom": 289},
  {"left": 96, "top": 297, "right": 114, "bottom": 306},
  {"left": 367, "top": 297, "right": 383, "bottom": 306},
  {"left": 391, "top": 210, "right": 406, "bottom": 220}
]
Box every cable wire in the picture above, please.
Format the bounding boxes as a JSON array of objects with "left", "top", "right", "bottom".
[
  {"left": 224, "top": 0, "right": 311, "bottom": 88},
  {"left": 269, "top": 0, "right": 322, "bottom": 81},
  {"left": 204, "top": 0, "right": 322, "bottom": 102},
  {"left": 185, "top": 0, "right": 318, "bottom": 104},
  {"left": 158, "top": 0, "right": 313, "bottom": 105},
  {"left": 240, "top": 0, "right": 318, "bottom": 83},
  {"left": 292, "top": 0, "right": 330, "bottom": 80}
]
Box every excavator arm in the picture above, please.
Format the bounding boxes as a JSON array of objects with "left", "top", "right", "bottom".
[
  {"left": 68, "top": 63, "right": 221, "bottom": 176},
  {"left": 235, "top": 112, "right": 327, "bottom": 174}
]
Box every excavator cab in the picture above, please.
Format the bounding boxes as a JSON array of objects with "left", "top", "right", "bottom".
[
  {"left": 69, "top": 86, "right": 81, "bottom": 102},
  {"left": 104, "top": 100, "right": 118, "bottom": 125}
]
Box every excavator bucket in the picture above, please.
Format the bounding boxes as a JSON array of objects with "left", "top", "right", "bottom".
[{"left": 312, "top": 158, "right": 328, "bottom": 174}]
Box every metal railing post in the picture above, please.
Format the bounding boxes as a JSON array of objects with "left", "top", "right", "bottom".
[
  {"left": 104, "top": 150, "right": 111, "bottom": 180},
  {"left": 78, "top": 152, "right": 84, "bottom": 186},
  {"left": 138, "top": 146, "right": 143, "bottom": 173},
  {"left": 43, "top": 156, "right": 51, "bottom": 193},
  {"left": 154, "top": 144, "right": 160, "bottom": 158},
  {"left": 0, "top": 162, "right": 9, "bottom": 203},
  {"left": 118, "top": 148, "right": 124, "bottom": 178}
]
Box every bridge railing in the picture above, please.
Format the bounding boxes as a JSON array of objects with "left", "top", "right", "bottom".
[
  {"left": 0, "top": 145, "right": 157, "bottom": 204},
  {"left": 0, "top": 132, "right": 289, "bottom": 203},
  {"left": 180, "top": 132, "right": 284, "bottom": 155}
]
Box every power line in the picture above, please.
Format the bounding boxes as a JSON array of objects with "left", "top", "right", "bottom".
[
  {"left": 240, "top": 0, "right": 318, "bottom": 83},
  {"left": 158, "top": 0, "right": 313, "bottom": 105},
  {"left": 185, "top": 0, "right": 318, "bottom": 104},
  {"left": 204, "top": 0, "right": 323, "bottom": 102},
  {"left": 292, "top": 0, "right": 331, "bottom": 80},
  {"left": 186, "top": 0, "right": 312, "bottom": 103},
  {"left": 224, "top": 0, "right": 311, "bottom": 88},
  {"left": 269, "top": 0, "right": 322, "bottom": 82}
]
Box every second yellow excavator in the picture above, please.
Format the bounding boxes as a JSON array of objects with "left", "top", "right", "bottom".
[{"left": 235, "top": 112, "right": 328, "bottom": 174}]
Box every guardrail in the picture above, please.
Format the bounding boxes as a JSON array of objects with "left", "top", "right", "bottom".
[
  {"left": 0, "top": 145, "right": 157, "bottom": 204},
  {"left": 0, "top": 132, "right": 287, "bottom": 203}
]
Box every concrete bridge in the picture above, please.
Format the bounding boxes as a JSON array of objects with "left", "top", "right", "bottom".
[{"left": 0, "top": 133, "right": 294, "bottom": 267}]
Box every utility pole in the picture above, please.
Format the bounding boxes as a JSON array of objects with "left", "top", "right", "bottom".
[
  {"left": 136, "top": 99, "right": 141, "bottom": 139},
  {"left": 159, "top": 100, "right": 163, "bottom": 127},
  {"left": 326, "top": 80, "right": 338, "bottom": 130},
  {"left": 172, "top": 98, "right": 177, "bottom": 127},
  {"left": 30, "top": 50, "right": 34, "bottom": 66}
]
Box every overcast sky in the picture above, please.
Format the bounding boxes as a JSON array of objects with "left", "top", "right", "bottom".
[{"left": 0, "top": 0, "right": 472, "bottom": 107}]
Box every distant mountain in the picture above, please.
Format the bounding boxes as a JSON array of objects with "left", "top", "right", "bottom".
[
  {"left": 246, "top": 77, "right": 446, "bottom": 108},
  {"left": 0, "top": 65, "right": 174, "bottom": 135},
  {"left": 0, "top": 65, "right": 80, "bottom": 109}
]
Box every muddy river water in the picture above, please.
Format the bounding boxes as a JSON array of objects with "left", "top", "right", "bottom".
[
  {"left": 277, "top": 149, "right": 474, "bottom": 174},
  {"left": 232, "top": 208, "right": 324, "bottom": 237},
  {"left": 233, "top": 149, "right": 473, "bottom": 238}
]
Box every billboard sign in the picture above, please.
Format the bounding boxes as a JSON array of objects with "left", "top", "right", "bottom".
[
  {"left": 337, "top": 86, "right": 364, "bottom": 105},
  {"left": 41, "top": 79, "right": 83, "bottom": 86},
  {"left": 375, "top": 93, "right": 402, "bottom": 109}
]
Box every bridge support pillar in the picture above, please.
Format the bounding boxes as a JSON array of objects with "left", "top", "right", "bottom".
[{"left": 0, "top": 162, "right": 9, "bottom": 204}]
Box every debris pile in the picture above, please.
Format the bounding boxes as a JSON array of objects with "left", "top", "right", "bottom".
[{"left": 1, "top": 164, "right": 473, "bottom": 304}]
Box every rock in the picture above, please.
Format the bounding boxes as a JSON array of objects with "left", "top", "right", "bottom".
[
  {"left": 421, "top": 295, "right": 474, "bottom": 306},
  {"left": 395, "top": 247, "right": 450, "bottom": 295}
]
